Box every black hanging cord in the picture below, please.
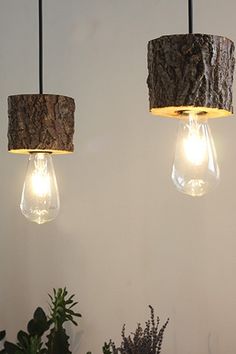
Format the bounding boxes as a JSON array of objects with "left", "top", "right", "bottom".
[
  {"left": 188, "top": 0, "right": 193, "bottom": 34},
  {"left": 39, "top": 0, "right": 43, "bottom": 94}
]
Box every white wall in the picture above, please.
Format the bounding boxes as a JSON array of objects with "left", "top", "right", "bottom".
[{"left": 0, "top": 0, "right": 236, "bottom": 353}]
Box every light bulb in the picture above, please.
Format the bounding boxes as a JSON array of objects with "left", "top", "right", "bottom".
[
  {"left": 20, "top": 152, "right": 60, "bottom": 224},
  {"left": 172, "top": 111, "right": 220, "bottom": 197}
]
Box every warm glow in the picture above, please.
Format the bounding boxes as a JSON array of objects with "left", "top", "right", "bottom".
[
  {"left": 31, "top": 172, "right": 51, "bottom": 198},
  {"left": 183, "top": 117, "right": 207, "bottom": 166},
  {"left": 20, "top": 153, "right": 60, "bottom": 224},
  {"left": 172, "top": 111, "right": 220, "bottom": 197}
]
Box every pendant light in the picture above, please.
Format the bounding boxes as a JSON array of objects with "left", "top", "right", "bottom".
[
  {"left": 147, "top": 0, "right": 235, "bottom": 197},
  {"left": 8, "top": 0, "right": 75, "bottom": 224}
]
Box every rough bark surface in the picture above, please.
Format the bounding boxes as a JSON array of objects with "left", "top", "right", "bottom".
[
  {"left": 8, "top": 94, "right": 75, "bottom": 153},
  {"left": 147, "top": 34, "right": 235, "bottom": 117}
]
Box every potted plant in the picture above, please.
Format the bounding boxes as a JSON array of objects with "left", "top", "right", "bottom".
[
  {"left": 87, "top": 305, "right": 169, "bottom": 354},
  {"left": 0, "top": 288, "right": 81, "bottom": 354}
]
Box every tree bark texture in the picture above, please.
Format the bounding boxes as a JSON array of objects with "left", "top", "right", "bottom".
[
  {"left": 147, "top": 34, "right": 235, "bottom": 118},
  {"left": 8, "top": 94, "right": 75, "bottom": 154}
]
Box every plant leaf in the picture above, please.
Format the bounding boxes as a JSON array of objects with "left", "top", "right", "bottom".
[{"left": 0, "top": 331, "right": 6, "bottom": 341}]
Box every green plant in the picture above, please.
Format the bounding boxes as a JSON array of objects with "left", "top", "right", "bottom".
[
  {"left": 0, "top": 288, "right": 81, "bottom": 354},
  {"left": 0, "top": 331, "right": 6, "bottom": 354},
  {"left": 1, "top": 307, "right": 49, "bottom": 354},
  {"left": 101, "top": 306, "right": 169, "bottom": 354},
  {"left": 102, "top": 343, "right": 112, "bottom": 354},
  {"left": 46, "top": 288, "right": 81, "bottom": 354}
]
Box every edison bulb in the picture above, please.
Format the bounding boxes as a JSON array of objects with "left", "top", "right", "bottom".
[
  {"left": 20, "top": 153, "right": 60, "bottom": 224},
  {"left": 172, "top": 111, "right": 219, "bottom": 197}
]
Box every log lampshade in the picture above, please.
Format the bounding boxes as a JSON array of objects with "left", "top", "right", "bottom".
[
  {"left": 147, "top": 34, "right": 235, "bottom": 119},
  {"left": 147, "top": 1, "right": 235, "bottom": 197},
  {"left": 8, "top": 94, "right": 75, "bottom": 154}
]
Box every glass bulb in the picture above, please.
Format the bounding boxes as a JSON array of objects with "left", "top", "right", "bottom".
[
  {"left": 172, "top": 111, "right": 220, "bottom": 197},
  {"left": 20, "top": 152, "right": 60, "bottom": 224}
]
